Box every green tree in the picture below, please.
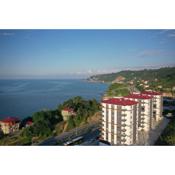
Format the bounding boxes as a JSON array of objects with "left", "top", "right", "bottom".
[{"left": 67, "top": 117, "right": 76, "bottom": 130}]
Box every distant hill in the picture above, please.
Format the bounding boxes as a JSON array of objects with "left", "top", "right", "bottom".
[
  {"left": 88, "top": 67, "right": 175, "bottom": 97},
  {"left": 88, "top": 67, "right": 175, "bottom": 83}
]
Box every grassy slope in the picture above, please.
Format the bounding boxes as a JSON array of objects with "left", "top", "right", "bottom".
[{"left": 105, "top": 83, "right": 130, "bottom": 97}]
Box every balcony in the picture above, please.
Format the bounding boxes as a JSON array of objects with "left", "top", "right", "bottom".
[
  {"left": 140, "top": 113, "right": 145, "bottom": 116},
  {"left": 99, "top": 128, "right": 105, "bottom": 131},
  {"left": 121, "top": 124, "right": 127, "bottom": 127},
  {"left": 121, "top": 129, "right": 127, "bottom": 132},
  {"left": 121, "top": 133, "right": 127, "bottom": 137},
  {"left": 99, "top": 122, "right": 105, "bottom": 126},
  {"left": 140, "top": 125, "right": 145, "bottom": 128},
  {"left": 121, "top": 109, "right": 127, "bottom": 113},
  {"left": 140, "top": 121, "right": 145, "bottom": 124},
  {"left": 121, "top": 125, "right": 126, "bottom": 129},
  {"left": 121, "top": 114, "right": 127, "bottom": 117},
  {"left": 121, "top": 139, "right": 126, "bottom": 142},
  {"left": 140, "top": 117, "right": 145, "bottom": 120},
  {"left": 121, "top": 119, "right": 127, "bottom": 122}
]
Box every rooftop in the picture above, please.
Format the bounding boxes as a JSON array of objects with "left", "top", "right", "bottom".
[
  {"left": 125, "top": 93, "right": 153, "bottom": 99},
  {"left": 102, "top": 98, "right": 138, "bottom": 106},
  {"left": 0, "top": 117, "right": 20, "bottom": 123},
  {"left": 26, "top": 120, "right": 33, "bottom": 125},
  {"left": 62, "top": 107, "right": 75, "bottom": 113},
  {"left": 142, "top": 91, "right": 162, "bottom": 95}
]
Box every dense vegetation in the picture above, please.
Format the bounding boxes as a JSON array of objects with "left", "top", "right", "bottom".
[
  {"left": 155, "top": 118, "right": 175, "bottom": 145},
  {"left": 89, "top": 67, "right": 175, "bottom": 96},
  {"left": 0, "top": 97, "right": 100, "bottom": 145},
  {"left": 89, "top": 67, "right": 175, "bottom": 84},
  {"left": 58, "top": 96, "right": 100, "bottom": 131},
  {"left": 105, "top": 83, "right": 130, "bottom": 97},
  {"left": 20, "top": 110, "right": 62, "bottom": 144}
]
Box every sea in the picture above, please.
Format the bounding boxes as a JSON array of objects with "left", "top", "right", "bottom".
[{"left": 0, "top": 79, "right": 109, "bottom": 119}]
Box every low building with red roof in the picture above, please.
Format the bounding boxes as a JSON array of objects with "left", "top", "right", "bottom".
[
  {"left": 61, "top": 107, "right": 76, "bottom": 121},
  {"left": 0, "top": 117, "right": 20, "bottom": 134},
  {"left": 26, "top": 120, "right": 33, "bottom": 127}
]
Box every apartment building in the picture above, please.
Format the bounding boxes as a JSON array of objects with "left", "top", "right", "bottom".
[
  {"left": 101, "top": 98, "right": 139, "bottom": 145},
  {"left": 125, "top": 93, "right": 153, "bottom": 132},
  {"left": 142, "top": 91, "right": 163, "bottom": 127},
  {"left": 101, "top": 90, "right": 163, "bottom": 145}
]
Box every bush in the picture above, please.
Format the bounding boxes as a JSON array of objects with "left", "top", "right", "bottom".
[
  {"left": 21, "top": 110, "right": 63, "bottom": 139},
  {"left": 67, "top": 117, "right": 76, "bottom": 130}
]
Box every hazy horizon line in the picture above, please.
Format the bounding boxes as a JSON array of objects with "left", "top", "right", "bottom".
[{"left": 0, "top": 65, "right": 175, "bottom": 80}]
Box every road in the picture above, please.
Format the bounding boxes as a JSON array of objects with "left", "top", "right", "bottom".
[
  {"left": 148, "top": 118, "right": 170, "bottom": 145},
  {"left": 80, "top": 129, "right": 100, "bottom": 146},
  {"left": 37, "top": 122, "right": 100, "bottom": 146}
]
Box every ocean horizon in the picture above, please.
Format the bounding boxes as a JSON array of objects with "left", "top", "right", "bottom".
[{"left": 0, "top": 79, "right": 108, "bottom": 119}]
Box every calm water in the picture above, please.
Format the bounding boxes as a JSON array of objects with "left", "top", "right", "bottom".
[{"left": 0, "top": 79, "right": 108, "bottom": 119}]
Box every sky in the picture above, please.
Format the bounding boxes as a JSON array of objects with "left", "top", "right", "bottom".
[{"left": 0, "top": 29, "right": 175, "bottom": 79}]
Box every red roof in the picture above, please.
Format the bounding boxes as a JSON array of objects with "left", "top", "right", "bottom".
[
  {"left": 0, "top": 117, "right": 20, "bottom": 123},
  {"left": 102, "top": 98, "right": 138, "bottom": 106},
  {"left": 26, "top": 120, "right": 33, "bottom": 125},
  {"left": 62, "top": 107, "right": 75, "bottom": 113},
  {"left": 142, "top": 91, "right": 162, "bottom": 95},
  {"left": 125, "top": 93, "right": 153, "bottom": 99}
]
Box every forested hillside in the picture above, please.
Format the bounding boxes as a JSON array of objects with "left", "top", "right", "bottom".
[
  {"left": 88, "top": 67, "right": 175, "bottom": 84},
  {"left": 89, "top": 67, "right": 175, "bottom": 96}
]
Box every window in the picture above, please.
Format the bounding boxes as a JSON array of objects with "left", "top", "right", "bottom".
[{"left": 153, "top": 111, "right": 156, "bottom": 117}]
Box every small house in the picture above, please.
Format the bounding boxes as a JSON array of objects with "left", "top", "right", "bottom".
[
  {"left": 61, "top": 108, "right": 76, "bottom": 121},
  {"left": 0, "top": 117, "right": 20, "bottom": 134}
]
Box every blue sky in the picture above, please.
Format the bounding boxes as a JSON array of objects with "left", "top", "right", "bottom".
[{"left": 0, "top": 29, "right": 175, "bottom": 79}]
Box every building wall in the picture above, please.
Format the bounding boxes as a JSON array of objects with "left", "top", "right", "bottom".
[
  {"left": 101, "top": 92, "right": 163, "bottom": 146},
  {"left": 140, "top": 99, "right": 152, "bottom": 132},
  {"left": 152, "top": 95, "right": 163, "bottom": 125},
  {"left": 61, "top": 110, "right": 76, "bottom": 121},
  {"left": 125, "top": 98, "right": 152, "bottom": 132},
  {"left": 101, "top": 103, "right": 138, "bottom": 145},
  {"left": 0, "top": 122, "right": 19, "bottom": 134}
]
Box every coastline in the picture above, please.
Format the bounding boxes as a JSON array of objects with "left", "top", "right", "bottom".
[{"left": 86, "top": 78, "right": 111, "bottom": 84}]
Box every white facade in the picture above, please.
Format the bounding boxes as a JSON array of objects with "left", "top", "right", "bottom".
[
  {"left": 140, "top": 99, "right": 152, "bottom": 131},
  {"left": 101, "top": 90, "right": 163, "bottom": 146},
  {"left": 101, "top": 99, "right": 138, "bottom": 145},
  {"left": 142, "top": 91, "right": 163, "bottom": 128},
  {"left": 125, "top": 94, "right": 153, "bottom": 132}
]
